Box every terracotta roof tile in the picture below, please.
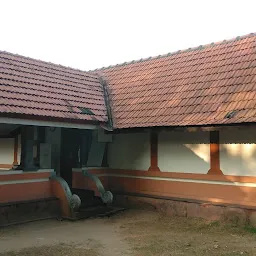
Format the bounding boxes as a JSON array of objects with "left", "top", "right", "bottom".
[
  {"left": 0, "top": 51, "right": 108, "bottom": 124},
  {"left": 98, "top": 33, "right": 256, "bottom": 128}
]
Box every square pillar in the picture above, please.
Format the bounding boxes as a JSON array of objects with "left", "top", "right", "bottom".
[
  {"left": 208, "top": 131, "right": 223, "bottom": 175},
  {"left": 148, "top": 131, "right": 160, "bottom": 171}
]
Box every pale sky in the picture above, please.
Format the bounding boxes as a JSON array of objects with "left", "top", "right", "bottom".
[{"left": 0, "top": 0, "right": 255, "bottom": 71}]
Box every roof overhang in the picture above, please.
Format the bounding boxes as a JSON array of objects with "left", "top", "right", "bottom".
[
  {"left": 108, "top": 122, "right": 256, "bottom": 133},
  {"left": 0, "top": 117, "right": 98, "bottom": 130}
]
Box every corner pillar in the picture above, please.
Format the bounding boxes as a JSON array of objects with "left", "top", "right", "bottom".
[
  {"left": 20, "top": 126, "right": 37, "bottom": 171},
  {"left": 13, "top": 135, "right": 19, "bottom": 166},
  {"left": 148, "top": 131, "right": 160, "bottom": 171},
  {"left": 208, "top": 131, "right": 223, "bottom": 175}
]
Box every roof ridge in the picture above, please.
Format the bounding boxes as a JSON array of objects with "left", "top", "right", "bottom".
[
  {"left": 0, "top": 50, "right": 98, "bottom": 78},
  {"left": 89, "top": 32, "right": 256, "bottom": 72}
]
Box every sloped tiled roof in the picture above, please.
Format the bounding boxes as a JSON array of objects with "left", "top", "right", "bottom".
[
  {"left": 99, "top": 33, "right": 256, "bottom": 129},
  {"left": 0, "top": 51, "right": 108, "bottom": 124}
]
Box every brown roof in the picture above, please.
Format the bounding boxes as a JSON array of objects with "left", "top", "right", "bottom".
[
  {"left": 99, "top": 33, "right": 256, "bottom": 129},
  {"left": 0, "top": 51, "right": 108, "bottom": 124}
]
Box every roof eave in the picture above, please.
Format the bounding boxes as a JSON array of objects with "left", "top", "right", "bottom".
[{"left": 0, "top": 114, "right": 107, "bottom": 130}]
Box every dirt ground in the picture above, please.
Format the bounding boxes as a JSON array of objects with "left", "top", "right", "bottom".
[{"left": 0, "top": 209, "right": 256, "bottom": 256}]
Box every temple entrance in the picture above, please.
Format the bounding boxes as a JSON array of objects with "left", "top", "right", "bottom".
[
  {"left": 60, "top": 128, "right": 93, "bottom": 187},
  {"left": 60, "top": 128, "right": 79, "bottom": 187}
]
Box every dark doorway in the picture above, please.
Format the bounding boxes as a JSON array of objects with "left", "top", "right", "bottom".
[
  {"left": 60, "top": 128, "right": 92, "bottom": 187},
  {"left": 60, "top": 128, "right": 80, "bottom": 187}
]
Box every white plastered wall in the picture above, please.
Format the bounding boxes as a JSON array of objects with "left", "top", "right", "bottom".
[
  {"left": 220, "top": 126, "right": 256, "bottom": 176},
  {"left": 0, "top": 138, "right": 14, "bottom": 165},
  {"left": 158, "top": 130, "right": 210, "bottom": 173},
  {"left": 108, "top": 132, "right": 150, "bottom": 170}
]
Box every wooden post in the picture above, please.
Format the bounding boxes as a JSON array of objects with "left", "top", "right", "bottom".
[
  {"left": 13, "top": 135, "right": 19, "bottom": 166},
  {"left": 148, "top": 131, "right": 160, "bottom": 171},
  {"left": 208, "top": 131, "right": 223, "bottom": 175}
]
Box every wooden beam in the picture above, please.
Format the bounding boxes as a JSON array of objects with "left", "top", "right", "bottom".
[
  {"left": 208, "top": 131, "right": 223, "bottom": 175},
  {"left": 148, "top": 131, "right": 160, "bottom": 171},
  {"left": 0, "top": 117, "right": 98, "bottom": 130}
]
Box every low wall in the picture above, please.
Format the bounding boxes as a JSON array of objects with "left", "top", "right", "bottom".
[
  {"left": 72, "top": 168, "right": 256, "bottom": 209},
  {"left": 0, "top": 169, "right": 54, "bottom": 203},
  {"left": 0, "top": 169, "right": 74, "bottom": 220},
  {"left": 72, "top": 168, "right": 256, "bottom": 225},
  {"left": 113, "top": 194, "right": 256, "bottom": 227}
]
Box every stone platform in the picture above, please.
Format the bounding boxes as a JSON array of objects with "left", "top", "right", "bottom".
[{"left": 113, "top": 194, "right": 256, "bottom": 227}]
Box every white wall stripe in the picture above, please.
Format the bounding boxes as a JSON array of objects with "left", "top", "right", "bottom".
[
  {"left": 0, "top": 169, "right": 54, "bottom": 175},
  {"left": 72, "top": 167, "right": 107, "bottom": 172},
  {"left": 0, "top": 171, "right": 23, "bottom": 175},
  {"left": 91, "top": 173, "right": 256, "bottom": 188},
  {"left": 0, "top": 178, "right": 49, "bottom": 185},
  {"left": 37, "top": 169, "right": 54, "bottom": 173}
]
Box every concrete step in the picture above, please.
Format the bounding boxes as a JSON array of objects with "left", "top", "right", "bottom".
[
  {"left": 0, "top": 197, "right": 61, "bottom": 227},
  {"left": 72, "top": 188, "right": 103, "bottom": 208},
  {"left": 72, "top": 188, "right": 95, "bottom": 198}
]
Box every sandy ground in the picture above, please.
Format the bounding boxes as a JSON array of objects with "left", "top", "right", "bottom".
[
  {"left": 0, "top": 215, "right": 131, "bottom": 256},
  {"left": 1, "top": 209, "right": 256, "bottom": 256}
]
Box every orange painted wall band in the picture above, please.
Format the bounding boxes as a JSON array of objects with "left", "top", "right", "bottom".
[
  {"left": 72, "top": 171, "right": 256, "bottom": 208},
  {"left": 0, "top": 181, "right": 52, "bottom": 203},
  {"left": 73, "top": 168, "right": 256, "bottom": 183}
]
